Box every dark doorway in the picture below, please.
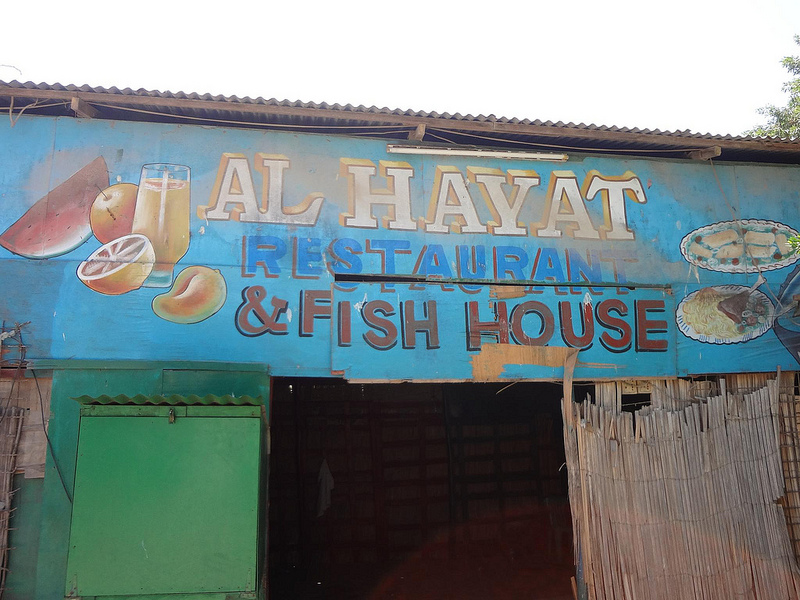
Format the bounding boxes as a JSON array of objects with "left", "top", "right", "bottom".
[{"left": 268, "top": 380, "right": 573, "bottom": 599}]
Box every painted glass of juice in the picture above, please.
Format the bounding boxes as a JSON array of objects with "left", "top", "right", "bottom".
[{"left": 132, "top": 163, "right": 191, "bottom": 287}]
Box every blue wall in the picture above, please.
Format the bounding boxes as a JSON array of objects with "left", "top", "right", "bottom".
[{"left": 2, "top": 116, "right": 800, "bottom": 380}]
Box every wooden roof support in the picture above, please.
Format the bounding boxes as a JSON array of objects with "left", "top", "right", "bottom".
[
  {"left": 409, "top": 124, "right": 426, "bottom": 141},
  {"left": 686, "top": 145, "right": 722, "bottom": 161},
  {"left": 70, "top": 97, "right": 98, "bottom": 119}
]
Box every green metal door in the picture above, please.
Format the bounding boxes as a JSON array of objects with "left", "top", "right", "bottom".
[{"left": 66, "top": 406, "right": 261, "bottom": 598}]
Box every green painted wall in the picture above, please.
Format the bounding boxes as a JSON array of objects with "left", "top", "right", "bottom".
[
  {"left": 28, "top": 362, "right": 268, "bottom": 600},
  {"left": 5, "top": 476, "right": 44, "bottom": 599}
]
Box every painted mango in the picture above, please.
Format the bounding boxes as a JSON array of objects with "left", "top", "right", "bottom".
[{"left": 152, "top": 266, "right": 227, "bottom": 324}]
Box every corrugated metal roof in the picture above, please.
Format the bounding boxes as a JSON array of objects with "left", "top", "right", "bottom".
[{"left": 2, "top": 80, "right": 799, "bottom": 163}]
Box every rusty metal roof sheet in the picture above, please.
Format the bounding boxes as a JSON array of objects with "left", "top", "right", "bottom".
[{"left": 2, "top": 80, "right": 799, "bottom": 163}]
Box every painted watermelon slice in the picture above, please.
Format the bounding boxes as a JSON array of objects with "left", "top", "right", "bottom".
[{"left": 0, "top": 156, "right": 109, "bottom": 259}]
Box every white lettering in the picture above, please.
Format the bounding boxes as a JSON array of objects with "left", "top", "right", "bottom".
[
  {"left": 340, "top": 159, "right": 416, "bottom": 230},
  {"left": 468, "top": 167, "right": 539, "bottom": 236},
  {"left": 200, "top": 153, "right": 324, "bottom": 224},
  {"left": 425, "top": 166, "right": 488, "bottom": 234},
  {"left": 254, "top": 154, "right": 324, "bottom": 226},
  {"left": 583, "top": 170, "right": 646, "bottom": 241},
  {"left": 200, "top": 154, "right": 260, "bottom": 222},
  {"left": 534, "top": 171, "right": 600, "bottom": 239}
]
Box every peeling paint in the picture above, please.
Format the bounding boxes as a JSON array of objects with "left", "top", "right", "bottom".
[
  {"left": 354, "top": 293, "right": 368, "bottom": 312},
  {"left": 469, "top": 344, "right": 620, "bottom": 380},
  {"left": 489, "top": 285, "right": 525, "bottom": 300},
  {"left": 470, "top": 344, "right": 574, "bottom": 381}
]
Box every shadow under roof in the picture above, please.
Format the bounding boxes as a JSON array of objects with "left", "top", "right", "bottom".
[{"left": 2, "top": 80, "right": 799, "bottom": 164}]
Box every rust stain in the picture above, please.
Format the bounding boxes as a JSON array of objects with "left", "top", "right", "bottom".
[
  {"left": 470, "top": 344, "right": 573, "bottom": 381},
  {"left": 489, "top": 285, "right": 526, "bottom": 299}
]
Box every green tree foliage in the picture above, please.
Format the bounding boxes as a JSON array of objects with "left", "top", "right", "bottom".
[{"left": 747, "top": 35, "right": 800, "bottom": 139}]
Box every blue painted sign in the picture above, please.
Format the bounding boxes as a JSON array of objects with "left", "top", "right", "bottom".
[{"left": 2, "top": 117, "right": 800, "bottom": 379}]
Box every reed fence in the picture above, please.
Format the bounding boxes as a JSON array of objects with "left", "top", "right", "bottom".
[{"left": 563, "top": 375, "right": 800, "bottom": 600}]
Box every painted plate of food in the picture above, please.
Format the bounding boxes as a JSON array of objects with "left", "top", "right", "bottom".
[
  {"left": 680, "top": 219, "right": 798, "bottom": 273},
  {"left": 677, "top": 285, "right": 774, "bottom": 344}
]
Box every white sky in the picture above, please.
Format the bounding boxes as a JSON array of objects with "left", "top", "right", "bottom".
[{"left": 1, "top": 0, "right": 798, "bottom": 136}]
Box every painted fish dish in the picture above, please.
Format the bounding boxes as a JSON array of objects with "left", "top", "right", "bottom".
[{"left": 677, "top": 285, "right": 774, "bottom": 344}]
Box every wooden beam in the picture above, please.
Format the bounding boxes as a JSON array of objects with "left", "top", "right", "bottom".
[
  {"left": 686, "top": 145, "right": 722, "bottom": 160},
  {"left": 409, "top": 124, "right": 426, "bottom": 141},
  {"left": 70, "top": 97, "right": 99, "bottom": 119}
]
